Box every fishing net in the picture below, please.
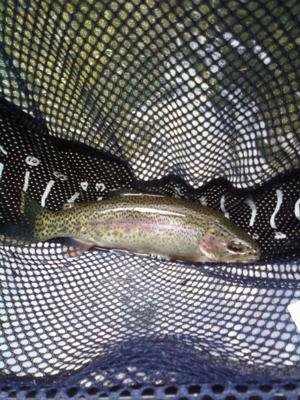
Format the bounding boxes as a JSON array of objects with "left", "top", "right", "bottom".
[{"left": 1, "top": 0, "right": 300, "bottom": 397}]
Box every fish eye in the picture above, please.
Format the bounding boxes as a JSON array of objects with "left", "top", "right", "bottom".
[{"left": 227, "top": 240, "right": 247, "bottom": 253}]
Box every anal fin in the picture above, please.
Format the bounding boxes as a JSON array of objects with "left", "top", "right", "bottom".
[{"left": 62, "top": 237, "right": 96, "bottom": 257}]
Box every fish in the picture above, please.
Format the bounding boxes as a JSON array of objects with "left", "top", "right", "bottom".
[{"left": 0, "top": 191, "right": 260, "bottom": 263}]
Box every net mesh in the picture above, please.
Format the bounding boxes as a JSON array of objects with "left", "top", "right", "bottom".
[{"left": 1, "top": 0, "right": 300, "bottom": 391}]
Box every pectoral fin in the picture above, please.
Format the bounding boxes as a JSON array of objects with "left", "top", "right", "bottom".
[{"left": 62, "top": 237, "right": 96, "bottom": 257}]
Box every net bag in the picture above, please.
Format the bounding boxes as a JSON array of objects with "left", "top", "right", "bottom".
[{"left": 1, "top": 0, "right": 300, "bottom": 396}]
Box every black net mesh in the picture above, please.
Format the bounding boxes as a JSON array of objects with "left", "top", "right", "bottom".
[{"left": 1, "top": 0, "right": 300, "bottom": 394}]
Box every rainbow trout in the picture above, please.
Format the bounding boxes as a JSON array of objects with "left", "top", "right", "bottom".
[{"left": 2, "top": 192, "right": 260, "bottom": 263}]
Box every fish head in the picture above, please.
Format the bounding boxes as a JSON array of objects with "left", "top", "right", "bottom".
[{"left": 199, "top": 222, "right": 260, "bottom": 263}]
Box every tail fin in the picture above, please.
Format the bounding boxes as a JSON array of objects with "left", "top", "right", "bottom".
[
  {"left": 0, "top": 190, "right": 43, "bottom": 241},
  {"left": 20, "top": 190, "right": 43, "bottom": 225}
]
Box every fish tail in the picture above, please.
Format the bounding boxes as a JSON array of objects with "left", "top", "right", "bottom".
[
  {"left": 0, "top": 190, "right": 61, "bottom": 244},
  {"left": 0, "top": 190, "right": 36, "bottom": 241},
  {"left": 19, "top": 191, "right": 43, "bottom": 225},
  {"left": 20, "top": 191, "right": 54, "bottom": 240},
  {"left": 22, "top": 191, "right": 62, "bottom": 242}
]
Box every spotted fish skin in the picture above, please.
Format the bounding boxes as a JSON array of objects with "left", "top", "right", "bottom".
[{"left": 27, "top": 193, "right": 260, "bottom": 263}]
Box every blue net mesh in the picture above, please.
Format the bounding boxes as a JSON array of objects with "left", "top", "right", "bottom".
[{"left": 0, "top": 0, "right": 300, "bottom": 396}]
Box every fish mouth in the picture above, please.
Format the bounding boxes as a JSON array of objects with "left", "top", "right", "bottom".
[
  {"left": 200, "top": 245, "right": 260, "bottom": 264},
  {"left": 199, "top": 233, "right": 261, "bottom": 263},
  {"left": 236, "top": 253, "right": 260, "bottom": 263},
  {"left": 214, "top": 254, "right": 260, "bottom": 264}
]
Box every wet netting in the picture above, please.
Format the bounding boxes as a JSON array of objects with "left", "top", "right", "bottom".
[{"left": 1, "top": 0, "right": 300, "bottom": 398}]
